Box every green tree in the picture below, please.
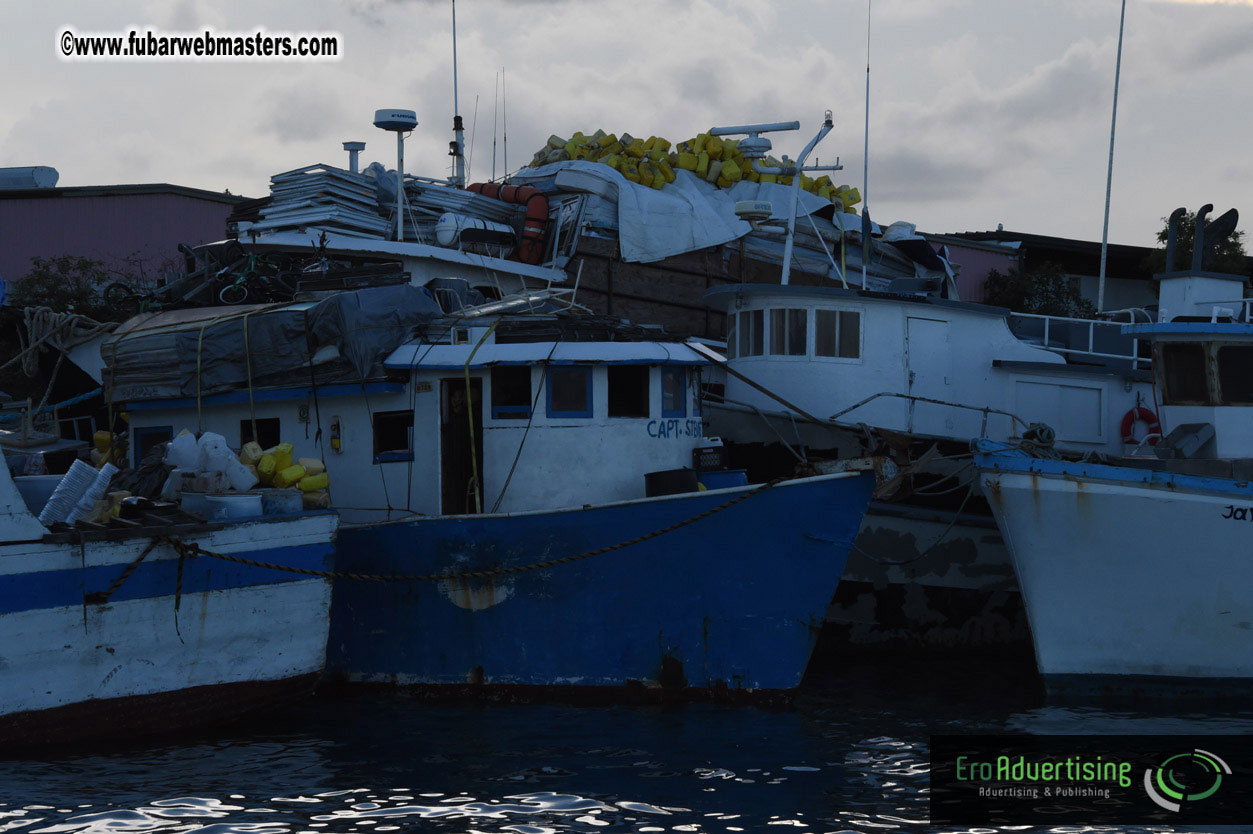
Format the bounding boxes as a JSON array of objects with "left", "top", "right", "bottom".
[
  {"left": 0, "top": 256, "right": 127, "bottom": 401},
  {"left": 982, "top": 262, "right": 1096, "bottom": 317},
  {"left": 1144, "top": 210, "right": 1250, "bottom": 276},
  {"left": 5, "top": 255, "right": 124, "bottom": 321}
]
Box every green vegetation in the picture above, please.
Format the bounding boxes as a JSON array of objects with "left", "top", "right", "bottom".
[
  {"left": 982, "top": 262, "right": 1096, "bottom": 317},
  {"left": 1144, "top": 210, "right": 1250, "bottom": 276}
]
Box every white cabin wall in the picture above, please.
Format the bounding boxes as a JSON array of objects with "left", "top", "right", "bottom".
[
  {"left": 127, "top": 362, "right": 710, "bottom": 520},
  {"left": 125, "top": 390, "right": 423, "bottom": 518},
  {"left": 473, "top": 365, "right": 705, "bottom": 513},
  {"left": 1161, "top": 405, "right": 1253, "bottom": 459},
  {"left": 722, "top": 292, "right": 1147, "bottom": 451},
  {"left": 727, "top": 297, "right": 1065, "bottom": 435},
  {"left": 728, "top": 301, "right": 907, "bottom": 429}
]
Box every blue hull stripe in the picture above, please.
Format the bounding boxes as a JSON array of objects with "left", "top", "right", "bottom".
[
  {"left": 974, "top": 440, "right": 1253, "bottom": 498},
  {"left": 0, "top": 543, "right": 332, "bottom": 615}
]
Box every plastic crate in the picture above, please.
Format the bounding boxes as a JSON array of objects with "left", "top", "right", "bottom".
[{"left": 692, "top": 446, "right": 728, "bottom": 471}]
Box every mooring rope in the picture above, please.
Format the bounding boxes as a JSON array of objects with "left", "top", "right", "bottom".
[{"left": 84, "top": 538, "right": 161, "bottom": 605}]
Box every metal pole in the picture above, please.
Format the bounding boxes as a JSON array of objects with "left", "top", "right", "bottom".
[
  {"left": 492, "top": 71, "right": 499, "bottom": 181},
  {"left": 451, "top": 0, "right": 465, "bottom": 187},
  {"left": 1097, "top": 0, "right": 1127, "bottom": 312},
  {"left": 780, "top": 119, "right": 833, "bottom": 285},
  {"left": 396, "top": 131, "right": 405, "bottom": 242},
  {"left": 502, "top": 67, "right": 508, "bottom": 179},
  {"left": 781, "top": 160, "right": 802, "bottom": 286},
  {"left": 862, "top": 0, "right": 871, "bottom": 286}
]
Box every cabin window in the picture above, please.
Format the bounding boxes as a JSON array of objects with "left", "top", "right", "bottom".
[
  {"left": 547, "top": 367, "right": 593, "bottom": 418},
  {"left": 608, "top": 365, "right": 650, "bottom": 418},
  {"left": 770, "top": 308, "right": 808, "bottom": 356},
  {"left": 738, "top": 310, "right": 764, "bottom": 357},
  {"left": 373, "top": 409, "right": 414, "bottom": 463},
  {"left": 725, "top": 314, "right": 737, "bottom": 359},
  {"left": 239, "top": 418, "right": 281, "bottom": 449},
  {"left": 490, "top": 366, "right": 532, "bottom": 420},
  {"left": 1217, "top": 345, "right": 1253, "bottom": 404},
  {"left": 661, "top": 367, "right": 687, "bottom": 417},
  {"left": 1159, "top": 342, "right": 1211, "bottom": 404},
  {"left": 133, "top": 425, "right": 173, "bottom": 467},
  {"left": 815, "top": 309, "right": 861, "bottom": 359}
]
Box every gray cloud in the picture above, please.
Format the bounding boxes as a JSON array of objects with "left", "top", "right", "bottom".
[{"left": 5, "top": 0, "right": 1253, "bottom": 244}]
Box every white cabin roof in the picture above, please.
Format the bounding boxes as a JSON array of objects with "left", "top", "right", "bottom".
[{"left": 384, "top": 340, "right": 710, "bottom": 370}]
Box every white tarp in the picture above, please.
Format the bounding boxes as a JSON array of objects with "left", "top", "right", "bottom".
[{"left": 513, "top": 161, "right": 842, "bottom": 264}]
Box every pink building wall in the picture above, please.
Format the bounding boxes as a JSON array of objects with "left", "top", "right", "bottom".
[
  {"left": 934, "top": 240, "right": 1020, "bottom": 304},
  {"left": 0, "top": 187, "right": 240, "bottom": 286}
]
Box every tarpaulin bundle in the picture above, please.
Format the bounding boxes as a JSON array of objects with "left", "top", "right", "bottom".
[{"left": 102, "top": 285, "right": 442, "bottom": 402}]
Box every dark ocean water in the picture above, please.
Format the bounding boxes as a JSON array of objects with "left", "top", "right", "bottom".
[{"left": 3, "top": 665, "right": 1251, "bottom": 834}]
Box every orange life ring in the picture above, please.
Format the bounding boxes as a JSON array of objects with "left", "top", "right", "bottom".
[{"left": 1120, "top": 406, "right": 1161, "bottom": 445}]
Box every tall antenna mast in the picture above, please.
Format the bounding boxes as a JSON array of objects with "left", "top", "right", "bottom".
[
  {"left": 492, "top": 71, "right": 499, "bottom": 181},
  {"left": 502, "top": 67, "right": 509, "bottom": 180},
  {"left": 450, "top": 0, "right": 466, "bottom": 188},
  {"left": 1097, "top": 0, "right": 1128, "bottom": 312},
  {"left": 861, "top": 0, "right": 872, "bottom": 286},
  {"left": 467, "top": 93, "right": 479, "bottom": 183}
]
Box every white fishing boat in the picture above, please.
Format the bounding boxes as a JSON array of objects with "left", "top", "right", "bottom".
[
  {"left": 0, "top": 446, "right": 336, "bottom": 746},
  {"left": 976, "top": 206, "right": 1253, "bottom": 694}
]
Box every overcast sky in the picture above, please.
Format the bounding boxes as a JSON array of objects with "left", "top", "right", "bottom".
[{"left": 5, "top": 0, "right": 1253, "bottom": 247}]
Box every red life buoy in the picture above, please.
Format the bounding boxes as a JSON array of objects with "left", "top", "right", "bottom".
[{"left": 1120, "top": 406, "right": 1161, "bottom": 445}]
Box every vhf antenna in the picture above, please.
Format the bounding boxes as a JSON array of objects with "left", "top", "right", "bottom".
[{"left": 711, "top": 113, "right": 842, "bottom": 286}]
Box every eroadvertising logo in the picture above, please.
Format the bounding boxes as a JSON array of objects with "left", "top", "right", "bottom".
[
  {"left": 1143, "top": 749, "right": 1231, "bottom": 812},
  {"left": 930, "top": 735, "right": 1251, "bottom": 825}
]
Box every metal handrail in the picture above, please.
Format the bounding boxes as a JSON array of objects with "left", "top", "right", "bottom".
[
  {"left": 1196, "top": 298, "right": 1253, "bottom": 322},
  {"left": 1010, "top": 311, "right": 1148, "bottom": 369},
  {"left": 1099, "top": 306, "right": 1154, "bottom": 323},
  {"left": 830, "top": 391, "right": 1030, "bottom": 438}
]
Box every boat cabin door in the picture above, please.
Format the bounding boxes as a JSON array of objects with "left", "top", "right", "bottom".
[
  {"left": 905, "top": 317, "right": 952, "bottom": 433},
  {"left": 440, "top": 378, "right": 484, "bottom": 515}
]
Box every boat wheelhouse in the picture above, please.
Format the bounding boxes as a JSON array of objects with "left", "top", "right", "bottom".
[{"left": 705, "top": 282, "right": 1153, "bottom": 457}]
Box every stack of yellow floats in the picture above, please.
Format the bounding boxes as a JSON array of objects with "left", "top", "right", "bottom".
[
  {"left": 528, "top": 128, "right": 861, "bottom": 213},
  {"left": 240, "top": 441, "right": 331, "bottom": 509}
]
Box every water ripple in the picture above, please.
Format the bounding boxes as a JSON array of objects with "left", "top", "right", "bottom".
[{"left": 0, "top": 689, "right": 1241, "bottom": 834}]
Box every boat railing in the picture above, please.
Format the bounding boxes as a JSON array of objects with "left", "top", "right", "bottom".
[
  {"left": 458, "top": 267, "right": 590, "bottom": 319},
  {"left": 830, "top": 391, "right": 1031, "bottom": 438},
  {"left": 1195, "top": 297, "right": 1253, "bottom": 323},
  {"left": 1009, "top": 311, "right": 1150, "bottom": 370}
]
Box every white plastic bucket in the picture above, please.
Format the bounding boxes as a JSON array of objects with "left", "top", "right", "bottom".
[
  {"left": 180, "top": 491, "right": 215, "bottom": 518},
  {"left": 260, "top": 488, "right": 303, "bottom": 516},
  {"left": 204, "top": 493, "right": 263, "bottom": 520}
]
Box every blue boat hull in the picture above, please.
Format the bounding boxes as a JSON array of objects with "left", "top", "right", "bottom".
[{"left": 328, "top": 472, "right": 874, "bottom": 691}]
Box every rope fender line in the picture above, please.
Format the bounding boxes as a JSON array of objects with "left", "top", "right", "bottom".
[
  {"left": 85, "top": 538, "right": 161, "bottom": 605},
  {"left": 161, "top": 477, "right": 789, "bottom": 584}
]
